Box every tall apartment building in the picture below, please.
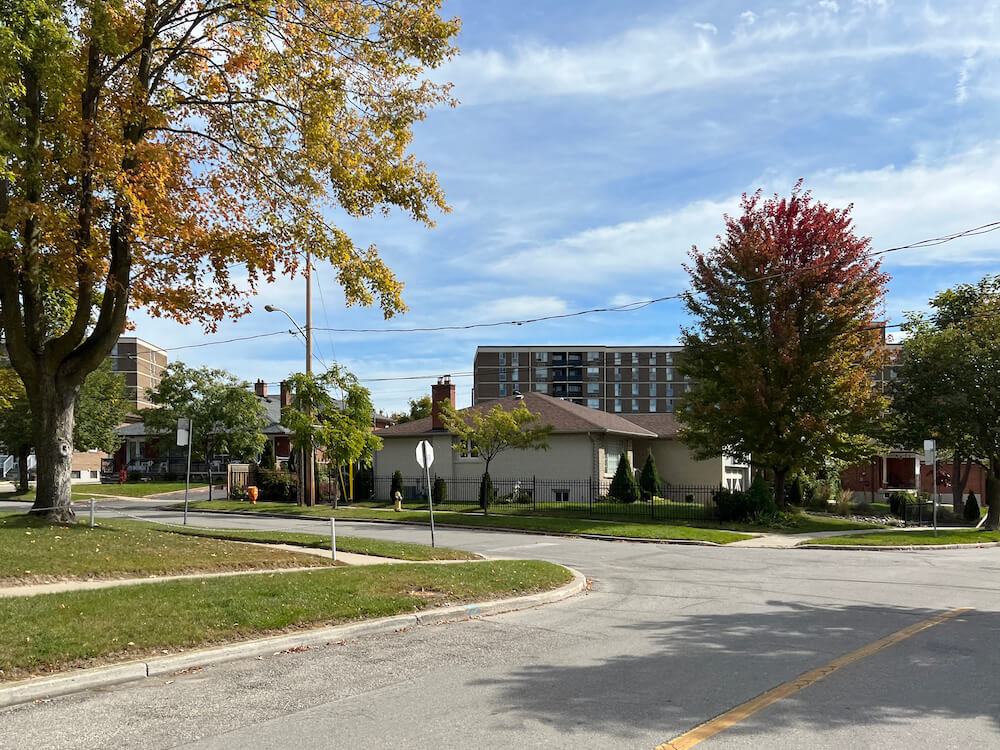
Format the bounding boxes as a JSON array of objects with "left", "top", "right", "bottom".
[
  {"left": 473, "top": 346, "right": 691, "bottom": 415},
  {"left": 110, "top": 337, "right": 168, "bottom": 414}
]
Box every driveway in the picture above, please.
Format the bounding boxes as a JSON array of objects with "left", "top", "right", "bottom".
[{"left": 2, "top": 508, "right": 998, "bottom": 749}]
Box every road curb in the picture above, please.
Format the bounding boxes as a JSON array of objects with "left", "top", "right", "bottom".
[
  {"left": 796, "top": 541, "right": 1000, "bottom": 551},
  {"left": 0, "top": 567, "right": 586, "bottom": 709},
  {"left": 178, "top": 507, "right": 727, "bottom": 546}
]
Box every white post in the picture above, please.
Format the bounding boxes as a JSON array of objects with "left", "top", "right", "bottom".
[
  {"left": 330, "top": 517, "right": 337, "bottom": 561},
  {"left": 183, "top": 419, "right": 194, "bottom": 525},
  {"left": 90, "top": 498, "right": 95, "bottom": 528},
  {"left": 423, "top": 442, "right": 436, "bottom": 548}
]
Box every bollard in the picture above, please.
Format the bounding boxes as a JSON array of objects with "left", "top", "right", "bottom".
[
  {"left": 330, "top": 517, "right": 337, "bottom": 561},
  {"left": 90, "top": 498, "right": 95, "bottom": 528}
]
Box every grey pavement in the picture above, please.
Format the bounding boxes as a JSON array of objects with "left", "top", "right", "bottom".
[{"left": 2, "top": 507, "right": 1000, "bottom": 749}]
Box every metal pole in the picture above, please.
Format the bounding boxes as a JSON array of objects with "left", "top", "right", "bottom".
[
  {"left": 932, "top": 459, "right": 938, "bottom": 536},
  {"left": 330, "top": 517, "right": 337, "bottom": 561},
  {"left": 183, "top": 419, "right": 193, "bottom": 525},
  {"left": 423, "top": 442, "right": 436, "bottom": 548},
  {"left": 90, "top": 498, "right": 95, "bottom": 528},
  {"left": 305, "top": 248, "right": 314, "bottom": 508}
]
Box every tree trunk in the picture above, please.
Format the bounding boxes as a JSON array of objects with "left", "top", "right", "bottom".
[
  {"left": 983, "top": 472, "right": 1000, "bottom": 531},
  {"left": 29, "top": 383, "right": 79, "bottom": 523},
  {"left": 16, "top": 444, "right": 30, "bottom": 494},
  {"left": 951, "top": 456, "right": 973, "bottom": 514},
  {"left": 773, "top": 467, "right": 787, "bottom": 509}
]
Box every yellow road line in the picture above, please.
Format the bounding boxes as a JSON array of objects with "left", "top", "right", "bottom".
[{"left": 655, "top": 606, "right": 973, "bottom": 750}]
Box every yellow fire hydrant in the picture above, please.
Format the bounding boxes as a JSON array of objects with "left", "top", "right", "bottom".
[
  {"left": 247, "top": 486, "right": 258, "bottom": 505},
  {"left": 393, "top": 490, "right": 402, "bottom": 512}
]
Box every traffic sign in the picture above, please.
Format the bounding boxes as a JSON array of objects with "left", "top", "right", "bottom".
[{"left": 416, "top": 440, "right": 434, "bottom": 469}]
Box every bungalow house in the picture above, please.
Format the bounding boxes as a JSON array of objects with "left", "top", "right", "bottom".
[{"left": 373, "top": 377, "right": 746, "bottom": 495}]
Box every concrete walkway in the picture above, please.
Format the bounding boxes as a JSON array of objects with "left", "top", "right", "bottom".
[{"left": 727, "top": 527, "right": 904, "bottom": 548}]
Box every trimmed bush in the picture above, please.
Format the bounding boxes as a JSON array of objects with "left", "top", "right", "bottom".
[
  {"left": 887, "top": 490, "right": 911, "bottom": 518},
  {"left": 256, "top": 468, "right": 297, "bottom": 503},
  {"left": 390, "top": 470, "right": 404, "bottom": 500},
  {"left": 432, "top": 476, "right": 447, "bottom": 504},
  {"left": 787, "top": 474, "right": 805, "bottom": 506},
  {"left": 714, "top": 475, "right": 777, "bottom": 523},
  {"left": 609, "top": 455, "right": 640, "bottom": 504},
  {"left": 965, "top": 489, "right": 981, "bottom": 524},
  {"left": 260, "top": 442, "right": 276, "bottom": 471},
  {"left": 638, "top": 450, "right": 660, "bottom": 501}
]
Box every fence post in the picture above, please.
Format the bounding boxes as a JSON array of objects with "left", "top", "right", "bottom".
[
  {"left": 589, "top": 477, "right": 594, "bottom": 516},
  {"left": 533, "top": 476, "right": 537, "bottom": 512}
]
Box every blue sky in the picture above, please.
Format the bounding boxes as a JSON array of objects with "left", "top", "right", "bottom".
[{"left": 133, "top": 0, "right": 1000, "bottom": 413}]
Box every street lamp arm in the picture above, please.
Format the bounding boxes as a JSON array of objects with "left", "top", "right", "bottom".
[{"left": 264, "top": 304, "right": 308, "bottom": 341}]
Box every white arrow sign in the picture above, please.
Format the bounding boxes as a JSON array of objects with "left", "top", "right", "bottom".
[{"left": 416, "top": 440, "right": 434, "bottom": 469}]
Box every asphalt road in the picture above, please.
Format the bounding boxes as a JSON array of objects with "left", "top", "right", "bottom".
[{"left": 3, "top": 506, "right": 999, "bottom": 749}]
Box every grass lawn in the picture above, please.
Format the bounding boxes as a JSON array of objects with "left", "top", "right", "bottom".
[
  {"left": 1, "top": 482, "right": 211, "bottom": 503},
  {"left": 181, "top": 501, "right": 754, "bottom": 544},
  {"left": 0, "top": 561, "right": 571, "bottom": 680},
  {"left": 803, "top": 528, "right": 1000, "bottom": 546},
  {"left": 0, "top": 513, "right": 334, "bottom": 585},
  {"left": 162, "top": 525, "right": 477, "bottom": 561}
]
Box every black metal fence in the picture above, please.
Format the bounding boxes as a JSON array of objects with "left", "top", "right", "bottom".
[{"left": 371, "top": 475, "right": 719, "bottom": 521}]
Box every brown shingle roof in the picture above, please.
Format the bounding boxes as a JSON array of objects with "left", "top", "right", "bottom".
[
  {"left": 619, "top": 412, "right": 682, "bottom": 438},
  {"left": 375, "top": 392, "right": 657, "bottom": 438}
]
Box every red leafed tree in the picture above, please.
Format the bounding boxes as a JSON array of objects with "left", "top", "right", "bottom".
[{"left": 678, "top": 182, "right": 890, "bottom": 506}]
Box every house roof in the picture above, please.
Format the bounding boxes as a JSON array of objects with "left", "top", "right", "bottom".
[
  {"left": 376, "top": 392, "right": 657, "bottom": 439},
  {"left": 620, "top": 412, "right": 682, "bottom": 438}
]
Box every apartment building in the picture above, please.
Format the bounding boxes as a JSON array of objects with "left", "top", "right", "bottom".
[
  {"left": 110, "top": 337, "right": 168, "bottom": 414},
  {"left": 473, "top": 346, "right": 692, "bottom": 415}
]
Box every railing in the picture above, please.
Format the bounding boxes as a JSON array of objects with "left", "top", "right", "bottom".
[
  {"left": 1, "top": 455, "right": 12, "bottom": 478},
  {"left": 371, "top": 475, "right": 718, "bottom": 521}
]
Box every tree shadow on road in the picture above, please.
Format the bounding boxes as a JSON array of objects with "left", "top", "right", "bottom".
[{"left": 470, "top": 600, "right": 998, "bottom": 742}]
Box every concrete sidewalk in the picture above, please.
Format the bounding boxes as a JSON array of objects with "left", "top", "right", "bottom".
[{"left": 727, "top": 527, "right": 903, "bottom": 548}]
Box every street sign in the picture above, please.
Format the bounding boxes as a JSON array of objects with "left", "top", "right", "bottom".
[
  {"left": 416, "top": 440, "right": 434, "bottom": 469},
  {"left": 923, "top": 438, "right": 936, "bottom": 463},
  {"left": 177, "top": 418, "right": 191, "bottom": 447}
]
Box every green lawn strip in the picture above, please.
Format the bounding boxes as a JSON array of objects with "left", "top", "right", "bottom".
[
  {"left": 70, "top": 481, "right": 210, "bottom": 498},
  {"left": 802, "top": 529, "right": 1000, "bottom": 546},
  {"left": 0, "top": 513, "right": 332, "bottom": 585},
  {"left": 160, "top": 525, "right": 477, "bottom": 561},
  {"left": 0, "top": 490, "right": 34, "bottom": 502},
  {"left": 0, "top": 561, "right": 571, "bottom": 680},
  {"left": 181, "top": 501, "right": 752, "bottom": 543}
]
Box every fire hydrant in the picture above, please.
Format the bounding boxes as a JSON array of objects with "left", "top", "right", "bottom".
[
  {"left": 393, "top": 490, "right": 402, "bottom": 512},
  {"left": 247, "top": 485, "right": 258, "bottom": 504}
]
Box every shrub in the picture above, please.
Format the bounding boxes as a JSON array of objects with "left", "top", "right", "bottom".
[
  {"left": 260, "top": 442, "right": 276, "bottom": 471},
  {"left": 834, "top": 489, "right": 852, "bottom": 516},
  {"left": 256, "top": 468, "right": 297, "bottom": 503},
  {"left": 609, "top": 455, "right": 640, "bottom": 504},
  {"left": 229, "top": 485, "right": 248, "bottom": 501},
  {"left": 787, "top": 475, "right": 805, "bottom": 506},
  {"left": 390, "top": 470, "right": 404, "bottom": 500},
  {"left": 747, "top": 474, "right": 778, "bottom": 519},
  {"left": 965, "top": 489, "right": 981, "bottom": 524},
  {"left": 713, "top": 487, "right": 751, "bottom": 522},
  {"left": 887, "top": 490, "right": 911, "bottom": 517},
  {"left": 714, "top": 475, "right": 777, "bottom": 523},
  {"left": 854, "top": 501, "right": 874, "bottom": 515},
  {"left": 638, "top": 450, "right": 660, "bottom": 501},
  {"left": 684, "top": 493, "right": 695, "bottom": 503},
  {"left": 479, "top": 471, "right": 494, "bottom": 510},
  {"left": 432, "top": 476, "right": 447, "bottom": 504},
  {"left": 513, "top": 489, "right": 533, "bottom": 505},
  {"left": 127, "top": 471, "right": 142, "bottom": 482},
  {"left": 163, "top": 471, "right": 178, "bottom": 482}
]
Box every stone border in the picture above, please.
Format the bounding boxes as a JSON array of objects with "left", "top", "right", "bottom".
[{"left": 0, "top": 567, "right": 586, "bottom": 709}]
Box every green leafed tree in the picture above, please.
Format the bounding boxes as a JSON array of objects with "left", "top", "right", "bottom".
[
  {"left": 679, "top": 184, "right": 890, "bottom": 507},
  {"left": 609, "top": 454, "right": 640, "bottom": 504},
  {"left": 437, "top": 400, "right": 552, "bottom": 513},
  {"left": 0, "top": 0, "right": 459, "bottom": 521},
  {"left": 638, "top": 450, "right": 660, "bottom": 500},
  {"left": 281, "top": 366, "right": 381, "bottom": 508},
  {"left": 394, "top": 395, "right": 433, "bottom": 424},
  {"left": 889, "top": 275, "right": 1000, "bottom": 528},
  {"left": 142, "top": 363, "right": 267, "bottom": 500}
]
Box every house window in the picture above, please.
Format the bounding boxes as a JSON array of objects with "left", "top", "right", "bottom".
[
  {"left": 613, "top": 351, "right": 621, "bottom": 365},
  {"left": 71, "top": 470, "right": 81, "bottom": 479},
  {"left": 458, "top": 438, "right": 480, "bottom": 458},
  {"left": 605, "top": 444, "right": 621, "bottom": 475},
  {"left": 535, "top": 383, "right": 548, "bottom": 393},
  {"left": 499, "top": 352, "right": 506, "bottom": 365},
  {"left": 614, "top": 383, "right": 622, "bottom": 397},
  {"left": 499, "top": 368, "right": 507, "bottom": 381},
  {"left": 499, "top": 383, "right": 507, "bottom": 397},
  {"left": 631, "top": 398, "right": 639, "bottom": 412},
  {"left": 649, "top": 383, "right": 657, "bottom": 397},
  {"left": 614, "top": 399, "right": 622, "bottom": 413},
  {"left": 553, "top": 489, "right": 570, "bottom": 503},
  {"left": 587, "top": 398, "right": 600, "bottom": 409},
  {"left": 587, "top": 382, "right": 600, "bottom": 394},
  {"left": 631, "top": 383, "right": 639, "bottom": 396},
  {"left": 649, "top": 399, "right": 657, "bottom": 412}
]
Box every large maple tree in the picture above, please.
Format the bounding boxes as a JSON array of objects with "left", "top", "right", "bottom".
[
  {"left": 0, "top": 0, "right": 459, "bottom": 521},
  {"left": 679, "top": 183, "right": 890, "bottom": 506}
]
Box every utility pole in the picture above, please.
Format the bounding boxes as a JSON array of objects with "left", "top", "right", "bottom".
[{"left": 305, "top": 248, "right": 315, "bottom": 507}]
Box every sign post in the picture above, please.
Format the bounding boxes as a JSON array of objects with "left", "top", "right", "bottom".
[
  {"left": 924, "top": 439, "right": 937, "bottom": 536},
  {"left": 178, "top": 418, "right": 193, "bottom": 526},
  {"left": 416, "top": 440, "right": 436, "bottom": 548}
]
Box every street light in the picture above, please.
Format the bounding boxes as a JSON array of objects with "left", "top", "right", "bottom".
[{"left": 265, "top": 303, "right": 315, "bottom": 506}]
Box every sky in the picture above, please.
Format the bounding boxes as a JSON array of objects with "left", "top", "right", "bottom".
[{"left": 131, "top": 0, "right": 1000, "bottom": 413}]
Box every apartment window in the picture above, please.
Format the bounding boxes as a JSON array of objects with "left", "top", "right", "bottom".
[
  {"left": 512, "top": 352, "right": 520, "bottom": 365},
  {"left": 631, "top": 398, "right": 639, "bottom": 412},
  {"left": 649, "top": 399, "right": 657, "bottom": 412},
  {"left": 631, "top": 383, "right": 639, "bottom": 396},
  {"left": 587, "top": 398, "right": 600, "bottom": 409},
  {"left": 650, "top": 383, "right": 657, "bottom": 397},
  {"left": 588, "top": 351, "right": 600, "bottom": 362},
  {"left": 686, "top": 383, "right": 693, "bottom": 392},
  {"left": 650, "top": 367, "right": 657, "bottom": 381},
  {"left": 499, "top": 368, "right": 507, "bottom": 381},
  {"left": 632, "top": 367, "right": 638, "bottom": 380},
  {"left": 666, "top": 384, "right": 674, "bottom": 397},
  {"left": 614, "top": 383, "right": 622, "bottom": 397},
  {"left": 499, "top": 383, "right": 507, "bottom": 397},
  {"left": 512, "top": 382, "right": 520, "bottom": 394},
  {"left": 613, "top": 351, "right": 621, "bottom": 365},
  {"left": 605, "top": 445, "right": 621, "bottom": 474},
  {"left": 587, "top": 382, "right": 600, "bottom": 394},
  {"left": 666, "top": 399, "right": 674, "bottom": 413},
  {"left": 649, "top": 352, "right": 657, "bottom": 365},
  {"left": 511, "top": 368, "right": 519, "bottom": 381},
  {"left": 536, "top": 367, "right": 547, "bottom": 380},
  {"left": 499, "top": 352, "right": 506, "bottom": 365},
  {"left": 535, "top": 383, "right": 548, "bottom": 394},
  {"left": 665, "top": 352, "right": 673, "bottom": 364},
  {"left": 631, "top": 352, "right": 639, "bottom": 364},
  {"left": 614, "top": 367, "right": 622, "bottom": 381},
  {"left": 535, "top": 351, "right": 547, "bottom": 362},
  {"left": 614, "top": 399, "right": 622, "bottom": 413},
  {"left": 587, "top": 366, "right": 600, "bottom": 378},
  {"left": 665, "top": 367, "right": 674, "bottom": 380}
]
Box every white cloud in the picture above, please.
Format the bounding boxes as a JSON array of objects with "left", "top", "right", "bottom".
[
  {"left": 956, "top": 49, "right": 977, "bottom": 103},
  {"left": 694, "top": 22, "right": 718, "bottom": 34},
  {"left": 470, "top": 295, "right": 568, "bottom": 321},
  {"left": 818, "top": 0, "right": 840, "bottom": 12},
  {"left": 740, "top": 11, "right": 757, "bottom": 25}
]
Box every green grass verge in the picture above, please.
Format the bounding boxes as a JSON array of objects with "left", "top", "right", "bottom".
[
  {"left": 802, "top": 528, "right": 1000, "bottom": 546},
  {"left": 181, "top": 501, "right": 753, "bottom": 543},
  {"left": 0, "top": 561, "right": 571, "bottom": 680},
  {"left": 1, "top": 482, "right": 211, "bottom": 503},
  {"left": 0, "top": 513, "right": 333, "bottom": 584},
  {"left": 161, "top": 525, "right": 477, "bottom": 561}
]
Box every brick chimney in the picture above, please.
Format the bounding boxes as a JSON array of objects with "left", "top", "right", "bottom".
[
  {"left": 431, "top": 375, "right": 456, "bottom": 430},
  {"left": 279, "top": 380, "right": 293, "bottom": 408},
  {"left": 254, "top": 379, "right": 268, "bottom": 397}
]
